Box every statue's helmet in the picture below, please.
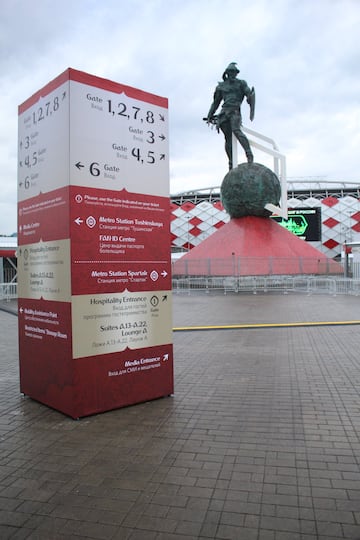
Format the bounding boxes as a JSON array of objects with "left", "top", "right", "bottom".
[{"left": 223, "top": 62, "right": 240, "bottom": 80}]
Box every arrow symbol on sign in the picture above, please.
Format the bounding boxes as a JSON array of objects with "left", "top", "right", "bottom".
[
  {"left": 162, "top": 295, "right": 167, "bottom": 301},
  {"left": 159, "top": 114, "right": 165, "bottom": 121},
  {"left": 19, "top": 307, "right": 24, "bottom": 314},
  {"left": 75, "top": 217, "right": 83, "bottom": 225},
  {"left": 158, "top": 134, "right": 166, "bottom": 141},
  {"left": 62, "top": 91, "right": 66, "bottom": 100},
  {"left": 75, "top": 161, "right": 84, "bottom": 170},
  {"left": 160, "top": 154, "right": 166, "bottom": 160},
  {"left": 161, "top": 270, "right": 168, "bottom": 277},
  {"left": 163, "top": 354, "right": 169, "bottom": 361}
]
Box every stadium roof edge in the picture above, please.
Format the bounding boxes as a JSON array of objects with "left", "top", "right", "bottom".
[{"left": 171, "top": 179, "right": 360, "bottom": 197}]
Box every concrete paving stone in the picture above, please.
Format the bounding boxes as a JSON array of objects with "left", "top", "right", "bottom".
[
  {"left": 178, "top": 486, "right": 214, "bottom": 499},
  {"left": 273, "top": 533, "right": 303, "bottom": 540},
  {"left": 61, "top": 518, "right": 119, "bottom": 538},
  {"left": 15, "top": 500, "right": 55, "bottom": 516},
  {"left": 315, "top": 508, "right": 355, "bottom": 524},
  {"left": 196, "top": 477, "right": 217, "bottom": 489},
  {"left": 133, "top": 514, "right": 179, "bottom": 533},
  {"left": 275, "top": 505, "right": 300, "bottom": 519},
  {"left": 199, "top": 521, "right": 219, "bottom": 538},
  {"left": 223, "top": 499, "right": 260, "bottom": 514},
  {"left": 300, "top": 520, "right": 318, "bottom": 535},
  {"left": 337, "top": 499, "right": 360, "bottom": 512},
  {"left": 311, "top": 497, "right": 337, "bottom": 510},
  {"left": 112, "top": 529, "right": 156, "bottom": 540},
  {"left": 297, "top": 486, "right": 312, "bottom": 499},
  {"left": 0, "top": 509, "right": 29, "bottom": 528},
  {"left": 341, "top": 523, "right": 360, "bottom": 538},
  {"left": 150, "top": 493, "right": 188, "bottom": 508},
  {"left": 262, "top": 493, "right": 299, "bottom": 507},
  {"left": 175, "top": 519, "right": 203, "bottom": 536},
  {"left": 0, "top": 496, "right": 22, "bottom": 511},
  {"left": 258, "top": 531, "right": 277, "bottom": 540},
  {"left": 316, "top": 520, "right": 344, "bottom": 537},
  {"left": 299, "top": 507, "right": 315, "bottom": 521},
  {"left": 298, "top": 496, "right": 315, "bottom": 509},
  {"left": 260, "top": 515, "right": 301, "bottom": 533},
  {"left": 219, "top": 510, "right": 245, "bottom": 527},
  {"left": 21, "top": 514, "right": 68, "bottom": 534},
  {"left": 9, "top": 528, "right": 43, "bottom": 540},
  {"left": 310, "top": 478, "right": 332, "bottom": 488},
  {"left": 262, "top": 483, "right": 277, "bottom": 495},
  {"left": 186, "top": 497, "right": 211, "bottom": 511},
  {"left": 261, "top": 504, "right": 276, "bottom": 517},
  {"left": 1, "top": 294, "right": 360, "bottom": 538},
  {"left": 216, "top": 523, "right": 258, "bottom": 539},
  {"left": 276, "top": 484, "right": 298, "bottom": 496},
  {"left": 167, "top": 506, "right": 208, "bottom": 523},
  {"left": 157, "top": 534, "right": 200, "bottom": 540}
]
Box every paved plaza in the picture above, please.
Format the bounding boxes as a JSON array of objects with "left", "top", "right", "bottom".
[{"left": 1, "top": 293, "right": 360, "bottom": 539}]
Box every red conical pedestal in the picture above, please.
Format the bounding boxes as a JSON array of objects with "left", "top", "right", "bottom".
[{"left": 173, "top": 216, "right": 342, "bottom": 276}]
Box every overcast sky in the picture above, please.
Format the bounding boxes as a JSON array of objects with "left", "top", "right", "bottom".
[{"left": 1, "top": 0, "right": 360, "bottom": 235}]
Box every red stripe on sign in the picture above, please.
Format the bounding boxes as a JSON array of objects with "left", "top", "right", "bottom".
[
  {"left": 18, "top": 68, "right": 168, "bottom": 115},
  {"left": 18, "top": 69, "right": 71, "bottom": 114},
  {"left": 68, "top": 68, "right": 168, "bottom": 108}
]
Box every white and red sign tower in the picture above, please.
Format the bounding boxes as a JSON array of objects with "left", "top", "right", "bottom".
[{"left": 17, "top": 68, "right": 173, "bottom": 418}]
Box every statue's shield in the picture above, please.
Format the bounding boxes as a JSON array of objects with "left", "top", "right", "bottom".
[{"left": 249, "top": 87, "right": 256, "bottom": 121}]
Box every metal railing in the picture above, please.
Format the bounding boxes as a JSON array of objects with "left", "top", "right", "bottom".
[
  {"left": 172, "top": 276, "right": 360, "bottom": 296},
  {"left": 2, "top": 275, "right": 360, "bottom": 302},
  {"left": 0, "top": 282, "right": 18, "bottom": 301}
]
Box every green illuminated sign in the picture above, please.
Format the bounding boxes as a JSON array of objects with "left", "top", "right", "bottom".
[
  {"left": 271, "top": 208, "right": 321, "bottom": 241},
  {"left": 277, "top": 215, "right": 308, "bottom": 235}
]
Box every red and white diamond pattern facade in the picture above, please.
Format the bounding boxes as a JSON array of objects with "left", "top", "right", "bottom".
[
  {"left": 171, "top": 195, "right": 360, "bottom": 257},
  {"left": 171, "top": 200, "right": 227, "bottom": 250}
]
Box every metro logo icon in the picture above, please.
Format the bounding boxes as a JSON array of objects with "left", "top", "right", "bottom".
[{"left": 18, "top": 69, "right": 173, "bottom": 418}]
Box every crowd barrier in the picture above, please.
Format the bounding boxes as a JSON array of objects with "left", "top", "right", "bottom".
[
  {"left": 1, "top": 276, "right": 360, "bottom": 300},
  {"left": 172, "top": 276, "right": 360, "bottom": 296},
  {"left": 0, "top": 282, "right": 17, "bottom": 301}
]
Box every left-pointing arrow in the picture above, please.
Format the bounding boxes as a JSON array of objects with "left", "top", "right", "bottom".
[
  {"left": 75, "top": 162, "right": 84, "bottom": 170},
  {"left": 75, "top": 217, "right": 83, "bottom": 225}
]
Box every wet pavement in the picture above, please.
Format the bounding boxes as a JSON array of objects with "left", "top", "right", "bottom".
[{"left": 1, "top": 293, "right": 360, "bottom": 539}]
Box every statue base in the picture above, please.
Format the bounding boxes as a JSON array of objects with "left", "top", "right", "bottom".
[
  {"left": 221, "top": 162, "right": 281, "bottom": 218},
  {"left": 173, "top": 216, "right": 342, "bottom": 276}
]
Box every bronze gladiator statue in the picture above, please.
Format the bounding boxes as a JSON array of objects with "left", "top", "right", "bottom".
[{"left": 205, "top": 62, "right": 255, "bottom": 169}]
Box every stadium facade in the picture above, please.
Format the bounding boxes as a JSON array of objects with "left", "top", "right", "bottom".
[
  {"left": 170, "top": 180, "right": 360, "bottom": 260},
  {"left": 2, "top": 181, "right": 360, "bottom": 283}
]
